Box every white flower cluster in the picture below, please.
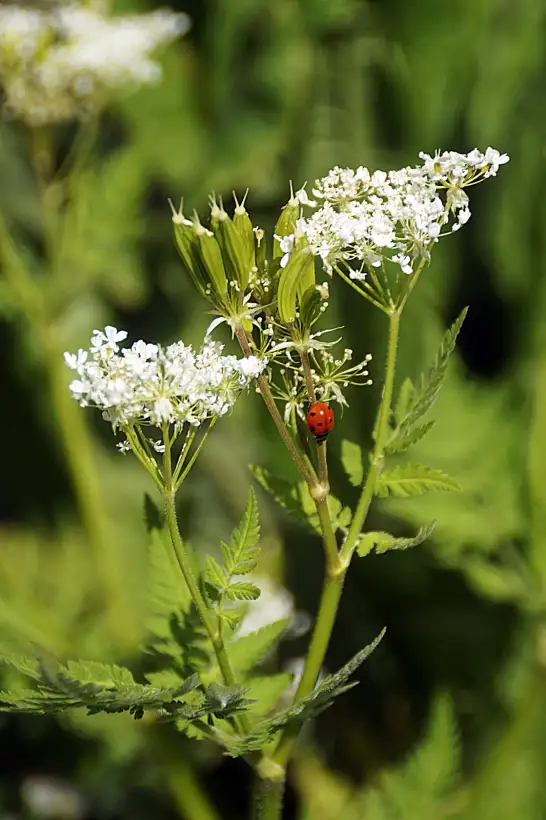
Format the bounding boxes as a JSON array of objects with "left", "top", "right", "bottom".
[
  {"left": 293, "top": 148, "right": 509, "bottom": 278},
  {"left": 0, "top": 2, "right": 189, "bottom": 124},
  {"left": 65, "top": 326, "right": 265, "bottom": 433}
]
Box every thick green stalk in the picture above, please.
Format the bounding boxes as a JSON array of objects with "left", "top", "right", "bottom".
[
  {"left": 161, "top": 428, "right": 250, "bottom": 734},
  {"left": 254, "top": 308, "right": 402, "bottom": 819},
  {"left": 252, "top": 760, "right": 286, "bottom": 820},
  {"left": 273, "top": 571, "right": 345, "bottom": 766},
  {"left": 339, "top": 308, "right": 400, "bottom": 565}
]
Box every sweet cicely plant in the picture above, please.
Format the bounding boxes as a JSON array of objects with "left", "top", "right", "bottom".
[{"left": 0, "top": 148, "right": 509, "bottom": 819}]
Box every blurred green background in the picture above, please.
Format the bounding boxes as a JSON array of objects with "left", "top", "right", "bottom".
[{"left": 0, "top": 0, "right": 545, "bottom": 818}]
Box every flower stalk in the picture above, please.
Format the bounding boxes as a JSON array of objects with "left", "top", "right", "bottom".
[
  {"left": 253, "top": 305, "right": 402, "bottom": 819},
  {"left": 161, "top": 425, "right": 251, "bottom": 735}
]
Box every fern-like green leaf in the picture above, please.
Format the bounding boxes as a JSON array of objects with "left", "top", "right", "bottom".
[
  {"left": 356, "top": 695, "right": 459, "bottom": 820},
  {"left": 393, "top": 377, "right": 416, "bottom": 426},
  {"left": 376, "top": 464, "right": 462, "bottom": 498},
  {"left": 357, "top": 522, "right": 436, "bottom": 557},
  {"left": 224, "top": 582, "right": 261, "bottom": 602},
  {"left": 0, "top": 650, "right": 41, "bottom": 681},
  {"left": 205, "top": 555, "right": 228, "bottom": 589},
  {"left": 222, "top": 629, "right": 386, "bottom": 756},
  {"left": 227, "top": 619, "right": 290, "bottom": 676},
  {"left": 246, "top": 674, "right": 293, "bottom": 716},
  {"left": 251, "top": 466, "right": 314, "bottom": 527},
  {"left": 252, "top": 466, "right": 349, "bottom": 534},
  {"left": 224, "top": 488, "right": 260, "bottom": 577},
  {"left": 341, "top": 439, "right": 364, "bottom": 486},
  {"left": 385, "top": 421, "right": 435, "bottom": 456},
  {"left": 0, "top": 655, "right": 206, "bottom": 720},
  {"left": 396, "top": 308, "right": 468, "bottom": 435}
]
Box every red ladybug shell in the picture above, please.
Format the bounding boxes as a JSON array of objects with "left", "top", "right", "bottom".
[{"left": 306, "top": 401, "right": 334, "bottom": 443}]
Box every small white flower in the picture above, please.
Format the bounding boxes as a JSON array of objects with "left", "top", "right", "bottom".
[
  {"left": 274, "top": 233, "right": 295, "bottom": 268},
  {"left": 63, "top": 349, "right": 87, "bottom": 370},
  {"left": 238, "top": 355, "right": 266, "bottom": 379},
  {"left": 298, "top": 148, "right": 508, "bottom": 279},
  {"left": 295, "top": 186, "right": 317, "bottom": 207},
  {"left": 65, "top": 327, "right": 266, "bottom": 440}
]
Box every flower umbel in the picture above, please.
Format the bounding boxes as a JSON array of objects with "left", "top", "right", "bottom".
[
  {"left": 65, "top": 325, "right": 265, "bottom": 437},
  {"left": 0, "top": 3, "right": 189, "bottom": 124},
  {"left": 287, "top": 148, "right": 509, "bottom": 282}
]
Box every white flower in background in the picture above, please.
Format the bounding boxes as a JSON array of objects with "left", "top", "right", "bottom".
[
  {"left": 237, "top": 576, "right": 295, "bottom": 637},
  {"left": 0, "top": 2, "right": 190, "bottom": 124},
  {"left": 64, "top": 326, "right": 266, "bottom": 435},
  {"left": 280, "top": 149, "right": 509, "bottom": 278}
]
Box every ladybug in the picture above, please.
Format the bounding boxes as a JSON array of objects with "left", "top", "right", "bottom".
[{"left": 306, "top": 401, "right": 334, "bottom": 444}]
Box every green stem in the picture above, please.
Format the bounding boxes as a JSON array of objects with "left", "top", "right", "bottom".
[
  {"left": 234, "top": 325, "right": 317, "bottom": 487},
  {"left": 174, "top": 420, "right": 216, "bottom": 491},
  {"left": 296, "top": 339, "right": 338, "bottom": 572},
  {"left": 252, "top": 761, "right": 286, "bottom": 820},
  {"left": 339, "top": 308, "right": 400, "bottom": 565},
  {"left": 161, "top": 426, "right": 250, "bottom": 734},
  {"left": 335, "top": 265, "right": 389, "bottom": 314},
  {"left": 124, "top": 427, "right": 163, "bottom": 491},
  {"left": 273, "top": 571, "right": 345, "bottom": 767},
  {"left": 254, "top": 307, "right": 402, "bottom": 819}
]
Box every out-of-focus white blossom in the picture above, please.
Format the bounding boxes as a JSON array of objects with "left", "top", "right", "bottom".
[
  {"left": 21, "top": 775, "right": 86, "bottom": 820},
  {"left": 64, "top": 326, "right": 266, "bottom": 434},
  {"left": 237, "top": 576, "right": 295, "bottom": 637},
  {"left": 282, "top": 149, "right": 509, "bottom": 277},
  {"left": 0, "top": 2, "right": 190, "bottom": 124}
]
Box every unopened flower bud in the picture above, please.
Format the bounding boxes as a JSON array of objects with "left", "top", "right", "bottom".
[
  {"left": 169, "top": 200, "right": 209, "bottom": 298},
  {"left": 209, "top": 196, "right": 251, "bottom": 292},
  {"left": 233, "top": 191, "right": 257, "bottom": 275},
  {"left": 193, "top": 213, "right": 228, "bottom": 297},
  {"left": 273, "top": 186, "right": 299, "bottom": 260}
]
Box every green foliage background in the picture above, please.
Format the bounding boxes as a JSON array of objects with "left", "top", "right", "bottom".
[{"left": 0, "top": 0, "right": 544, "bottom": 818}]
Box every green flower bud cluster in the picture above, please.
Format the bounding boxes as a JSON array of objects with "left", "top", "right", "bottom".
[
  {"left": 170, "top": 195, "right": 261, "bottom": 318},
  {"left": 170, "top": 190, "right": 321, "bottom": 335}
]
